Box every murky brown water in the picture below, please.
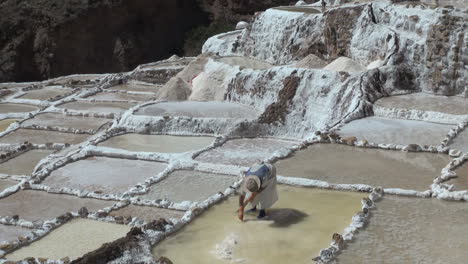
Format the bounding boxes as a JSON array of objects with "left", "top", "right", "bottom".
[
  {"left": 0, "top": 103, "right": 39, "bottom": 114},
  {"left": 5, "top": 219, "right": 130, "bottom": 261},
  {"left": 375, "top": 93, "right": 468, "bottom": 115},
  {"left": 0, "top": 224, "right": 32, "bottom": 243},
  {"left": 135, "top": 102, "right": 259, "bottom": 119},
  {"left": 275, "top": 144, "right": 450, "bottom": 191},
  {"left": 57, "top": 101, "right": 136, "bottom": 113},
  {"left": 108, "top": 83, "right": 161, "bottom": 93},
  {"left": 43, "top": 157, "right": 167, "bottom": 194},
  {"left": 0, "top": 149, "right": 54, "bottom": 176},
  {"left": 195, "top": 138, "right": 298, "bottom": 167},
  {"left": 153, "top": 185, "right": 364, "bottom": 264},
  {"left": 339, "top": 117, "right": 451, "bottom": 146},
  {"left": 0, "top": 129, "right": 90, "bottom": 145},
  {"left": 447, "top": 163, "right": 468, "bottom": 191},
  {"left": 19, "top": 86, "right": 73, "bottom": 101},
  {"left": 86, "top": 92, "right": 155, "bottom": 102},
  {"left": 337, "top": 196, "right": 468, "bottom": 264},
  {"left": 0, "top": 119, "right": 17, "bottom": 132},
  {"left": 139, "top": 170, "right": 236, "bottom": 203},
  {"left": 0, "top": 179, "right": 18, "bottom": 191},
  {"left": 109, "top": 205, "right": 185, "bottom": 223},
  {"left": 0, "top": 190, "right": 114, "bottom": 222},
  {"left": 22, "top": 113, "right": 110, "bottom": 131},
  {"left": 99, "top": 134, "right": 214, "bottom": 153}
]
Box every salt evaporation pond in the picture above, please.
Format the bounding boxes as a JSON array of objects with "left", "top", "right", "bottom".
[
  {"left": 449, "top": 129, "right": 468, "bottom": 153},
  {"left": 153, "top": 185, "right": 364, "bottom": 264},
  {"left": 109, "top": 205, "right": 185, "bottom": 223},
  {"left": 86, "top": 92, "right": 155, "bottom": 102},
  {"left": 5, "top": 219, "right": 130, "bottom": 261},
  {"left": 135, "top": 101, "right": 259, "bottom": 119},
  {"left": 22, "top": 113, "right": 110, "bottom": 131},
  {"left": 0, "top": 179, "right": 18, "bottom": 191},
  {"left": 0, "top": 225, "right": 32, "bottom": 243},
  {"left": 0, "top": 103, "right": 39, "bottom": 114},
  {"left": 18, "top": 86, "right": 73, "bottom": 101},
  {"left": 0, "top": 129, "right": 90, "bottom": 145},
  {"left": 375, "top": 93, "right": 468, "bottom": 116},
  {"left": 338, "top": 117, "right": 451, "bottom": 145},
  {"left": 0, "top": 119, "right": 17, "bottom": 132},
  {"left": 446, "top": 163, "right": 468, "bottom": 191},
  {"left": 337, "top": 196, "right": 468, "bottom": 264},
  {"left": 0, "top": 149, "right": 54, "bottom": 176},
  {"left": 99, "top": 134, "right": 214, "bottom": 153},
  {"left": 57, "top": 101, "right": 136, "bottom": 113},
  {"left": 140, "top": 170, "right": 235, "bottom": 203},
  {"left": 108, "top": 83, "right": 160, "bottom": 93},
  {"left": 0, "top": 190, "right": 114, "bottom": 222},
  {"left": 275, "top": 144, "right": 449, "bottom": 191},
  {"left": 43, "top": 157, "right": 167, "bottom": 194},
  {"left": 195, "top": 138, "right": 298, "bottom": 167}
]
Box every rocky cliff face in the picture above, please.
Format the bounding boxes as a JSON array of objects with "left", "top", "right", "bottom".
[{"left": 0, "top": 0, "right": 294, "bottom": 83}]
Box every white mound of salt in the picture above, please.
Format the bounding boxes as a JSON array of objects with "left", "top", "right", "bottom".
[{"left": 323, "top": 57, "right": 366, "bottom": 73}]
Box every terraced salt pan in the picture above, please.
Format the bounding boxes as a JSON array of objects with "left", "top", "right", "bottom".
[
  {"left": 447, "top": 163, "right": 468, "bottom": 191},
  {"left": 0, "top": 225, "right": 32, "bottom": 243},
  {"left": 109, "top": 205, "right": 185, "bottom": 223},
  {"left": 139, "top": 170, "right": 235, "bottom": 203},
  {"left": 18, "top": 86, "right": 73, "bottom": 101},
  {"left": 135, "top": 102, "right": 259, "bottom": 119},
  {"left": 43, "top": 157, "right": 167, "bottom": 194},
  {"left": 0, "top": 119, "right": 17, "bottom": 132},
  {"left": 337, "top": 196, "right": 468, "bottom": 264},
  {"left": 86, "top": 92, "right": 155, "bottom": 102},
  {"left": 0, "top": 190, "right": 115, "bottom": 222},
  {"left": 6, "top": 219, "right": 130, "bottom": 261},
  {"left": 0, "top": 129, "right": 90, "bottom": 145},
  {"left": 275, "top": 144, "right": 449, "bottom": 191},
  {"left": 57, "top": 101, "right": 136, "bottom": 113},
  {"left": 0, "top": 103, "right": 39, "bottom": 114},
  {"left": 449, "top": 129, "right": 468, "bottom": 153},
  {"left": 338, "top": 117, "right": 451, "bottom": 145},
  {"left": 22, "top": 113, "right": 110, "bottom": 131},
  {"left": 0, "top": 179, "right": 18, "bottom": 191},
  {"left": 217, "top": 57, "right": 273, "bottom": 70},
  {"left": 195, "top": 138, "right": 298, "bottom": 167},
  {"left": 99, "top": 134, "right": 214, "bottom": 153},
  {"left": 108, "top": 83, "right": 160, "bottom": 93},
  {"left": 153, "top": 186, "right": 364, "bottom": 264},
  {"left": 0, "top": 149, "right": 55, "bottom": 176},
  {"left": 375, "top": 93, "right": 468, "bottom": 115}
]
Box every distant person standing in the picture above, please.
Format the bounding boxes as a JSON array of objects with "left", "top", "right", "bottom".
[
  {"left": 238, "top": 162, "right": 278, "bottom": 221},
  {"left": 321, "top": 0, "right": 327, "bottom": 10}
]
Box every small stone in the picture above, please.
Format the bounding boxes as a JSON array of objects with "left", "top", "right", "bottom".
[
  {"left": 18, "top": 236, "right": 28, "bottom": 243},
  {"left": 157, "top": 256, "right": 174, "bottom": 264},
  {"left": 449, "top": 149, "right": 462, "bottom": 157},
  {"left": 405, "top": 144, "right": 422, "bottom": 152},
  {"left": 96, "top": 211, "right": 108, "bottom": 218},
  {"left": 0, "top": 243, "right": 13, "bottom": 251},
  {"left": 235, "top": 21, "right": 249, "bottom": 30},
  {"left": 123, "top": 215, "right": 132, "bottom": 225},
  {"left": 37, "top": 258, "right": 48, "bottom": 263},
  {"left": 342, "top": 136, "right": 357, "bottom": 146},
  {"left": 78, "top": 207, "right": 89, "bottom": 217},
  {"left": 61, "top": 256, "right": 71, "bottom": 263}
]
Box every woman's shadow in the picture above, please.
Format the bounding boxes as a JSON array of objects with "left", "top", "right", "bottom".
[{"left": 245, "top": 208, "right": 308, "bottom": 228}]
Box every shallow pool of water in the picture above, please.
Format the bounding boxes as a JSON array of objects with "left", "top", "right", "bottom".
[
  {"left": 336, "top": 196, "right": 468, "bottom": 264},
  {"left": 108, "top": 83, "right": 160, "bottom": 93},
  {"left": 0, "top": 179, "right": 18, "bottom": 191},
  {"left": 0, "top": 103, "right": 39, "bottom": 114},
  {"left": 86, "top": 92, "right": 156, "bottom": 102},
  {"left": 339, "top": 117, "right": 451, "bottom": 146},
  {"left": 19, "top": 86, "right": 73, "bottom": 101},
  {"left": 0, "top": 129, "right": 90, "bottom": 145},
  {"left": 447, "top": 163, "right": 468, "bottom": 191},
  {"left": 22, "top": 113, "right": 110, "bottom": 132},
  {"left": 195, "top": 138, "right": 298, "bottom": 167},
  {"left": 43, "top": 157, "right": 167, "bottom": 194},
  {"left": 0, "top": 224, "right": 32, "bottom": 243},
  {"left": 57, "top": 101, "right": 136, "bottom": 113},
  {"left": 153, "top": 185, "right": 364, "bottom": 264},
  {"left": 275, "top": 144, "right": 449, "bottom": 191},
  {"left": 449, "top": 129, "right": 468, "bottom": 153},
  {"left": 5, "top": 219, "right": 130, "bottom": 261},
  {"left": 135, "top": 101, "right": 259, "bottom": 119},
  {"left": 99, "top": 134, "right": 214, "bottom": 153},
  {"left": 0, "top": 190, "right": 115, "bottom": 222},
  {"left": 0, "top": 149, "right": 54, "bottom": 176},
  {"left": 0, "top": 119, "right": 17, "bottom": 132},
  {"left": 139, "top": 170, "right": 236, "bottom": 203},
  {"left": 109, "top": 205, "right": 185, "bottom": 223}
]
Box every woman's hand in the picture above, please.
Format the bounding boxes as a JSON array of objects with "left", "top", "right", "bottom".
[{"left": 238, "top": 206, "right": 244, "bottom": 221}]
